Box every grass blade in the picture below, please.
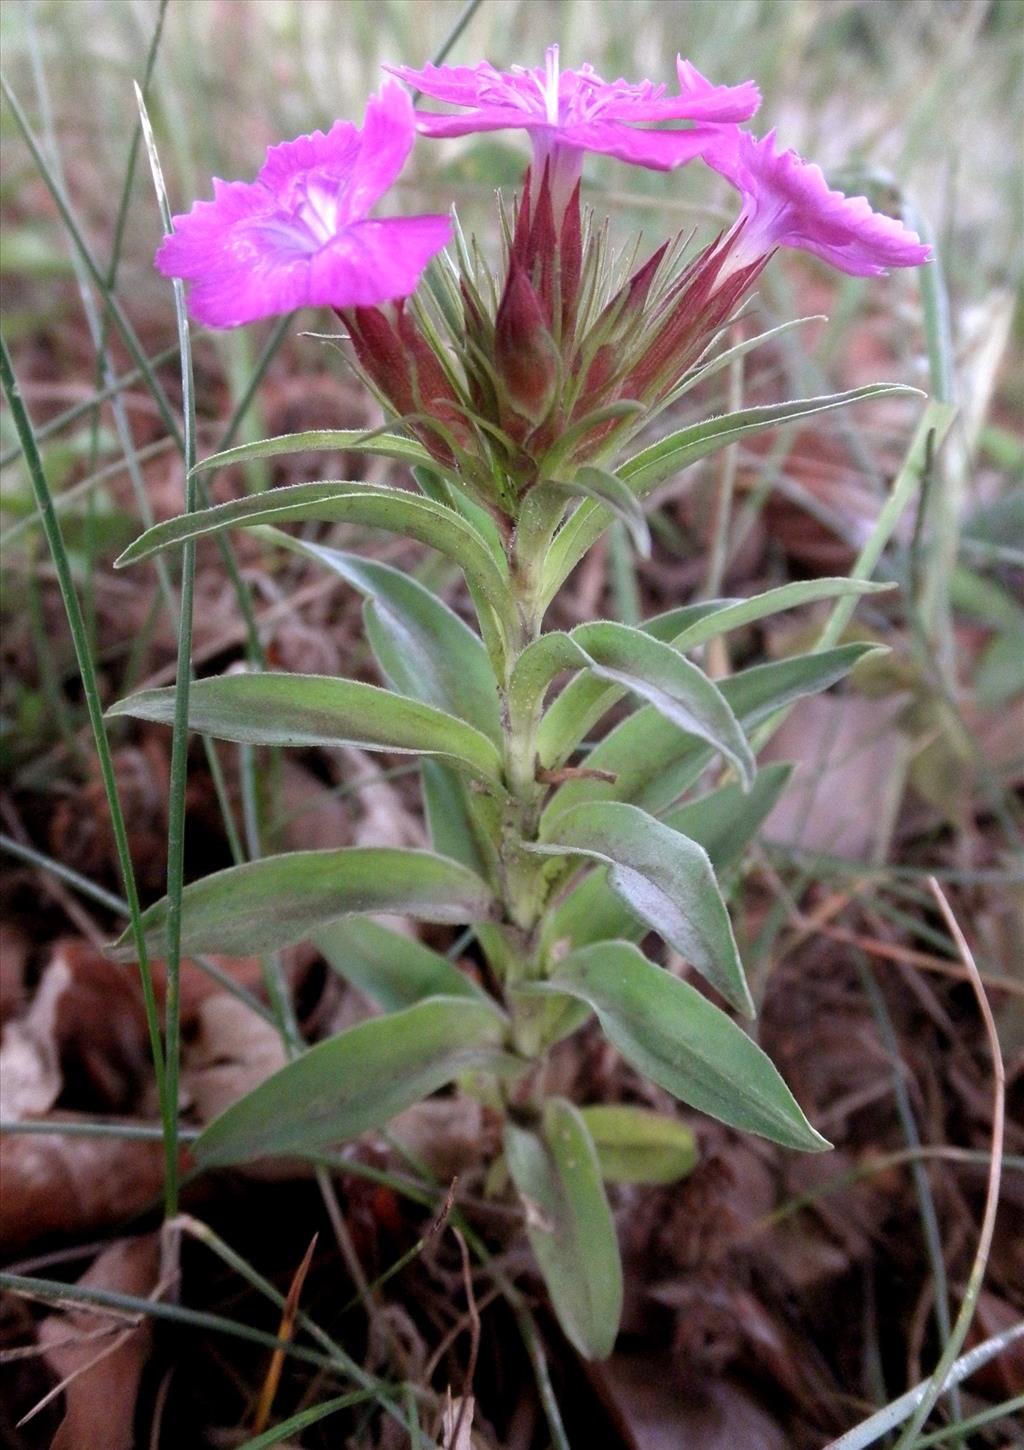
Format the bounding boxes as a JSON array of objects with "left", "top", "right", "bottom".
[
  {"left": 237, "top": 1392, "right": 373, "bottom": 1450},
  {"left": 891, "top": 881, "right": 1006, "bottom": 1448},
  {"left": 135, "top": 81, "right": 197, "bottom": 1219},
  {"left": 824, "top": 1323, "right": 1024, "bottom": 1450},
  {"left": 0, "top": 72, "right": 183, "bottom": 449},
  {"left": 0, "top": 344, "right": 180, "bottom": 470},
  {"left": 0, "top": 333, "right": 168, "bottom": 1136}
]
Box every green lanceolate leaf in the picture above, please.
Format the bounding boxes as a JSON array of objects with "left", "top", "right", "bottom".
[
  {"left": 578, "top": 1105, "right": 698, "bottom": 1185},
  {"left": 546, "top": 764, "right": 793, "bottom": 952},
  {"left": 254, "top": 533, "right": 502, "bottom": 744},
  {"left": 531, "top": 801, "right": 753, "bottom": 1016},
  {"left": 668, "top": 577, "right": 892, "bottom": 653},
  {"left": 421, "top": 759, "right": 500, "bottom": 883},
  {"left": 537, "top": 601, "right": 734, "bottom": 759},
  {"left": 544, "top": 643, "right": 881, "bottom": 822},
  {"left": 314, "top": 917, "right": 487, "bottom": 1011},
  {"left": 543, "top": 942, "right": 830, "bottom": 1152},
  {"left": 541, "top": 384, "right": 922, "bottom": 600},
  {"left": 420, "top": 761, "right": 512, "bottom": 975},
  {"left": 542, "top": 467, "right": 651, "bottom": 558},
  {"left": 189, "top": 428, "right": 440, "bottom": 478},
  {"left": 411, "top": 463, "right": 508, "bottom": 565},
  {"left": 195, "top": 995, "right": 512, "bottom": 1167},
  {"left": 114, "top": 482, "right": 514, "bottom": 638},
  {"left": 641, "top": 599, "right": 740, "bottom": 642},
  {"left": 113, "top": 848, "right": 497, "bottom": 959},
  {"left": 663, "top": 762, "right": 793, "bottom": 872},
  {"left": 514, "top": 621, "right": 755, "bottom": 790},
  {"left": 539, "top": 579, "right": 891, "bottom": 767},
  {"left": 663, "top": 315, "right": 823, "bottom": 408},
  {"left": 109, "top": 674, "right": 504, "bottom": 791},
  {"left": 505, "top": 1098, "right": 623, "bottom": 1360},
  {"left": 571, "top": 621, "right": 755, "bottom": 788}
]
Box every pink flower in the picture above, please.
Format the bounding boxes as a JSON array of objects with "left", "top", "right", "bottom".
[
  {"left": 389, "top": 47, "right": 759, "bottom": 214},
  {"left": 704, "top": 128, "right": 931, "bottom": 278},
  {"left": 155, "top": 78, "right": 451, "bottom": 328}
]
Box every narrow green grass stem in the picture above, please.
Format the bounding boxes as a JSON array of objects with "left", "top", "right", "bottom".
[
  {"left": 0, "top": 831, "right": 129, "bottom": 914},
  {"left": 907, "top": 1394, "right": 1024, "bottom": 1449},
  {"left": 816, "top": 401, "right": 957, "bottom": 652},
  {"left": 608, "top": 520, "right": 642, "bottom": 625},
  {"left": 0, "top": 1119, "right": 199, "bottom": 1141},
  {"left": 0, "top": 344, "right": 180, "bottom": 471},
  {"left": 410, "top": 0, "right": 485, "bottom": 101},
  {"left": 236, "top": 1393, "right": 374, "bottom": 1450},
  {"left": 24, "top": 549, "right": 84, "bottom": 764},
  {"left": 702, "top": 341, "right": 743, "bottom": 600},
  {"left": 0, "top": 332, "right": 169, "bottom": 1135},
  {"left": 824, "top": 1321, "right": 1024, "bottom": 1450},
  {"left": 104, "top": 0, "right": 170, "bottom": 299},
  {"left": 174, "top": 1216, "right": 411, "bottom": 1432},
  {"left": 0, "top": 1271, "right": 345, "bottom": 1372},
  {"left": 516, "top": 1305, "right": 573, "bottom": 1450},
  {"left": 2, "top": 66, "right": 269, "bottom": 673},
  {"left": 857, "top": 960, "right": 958, "bottom": 1424},
  {"left": 136, "top": 85, "right": 198, "bottom": 1220},
  {"left": 0, "top": 73, "right": 183, "bottom": 450},
  {"left": 749, "top": 400, "right": 956, "bottom": 760}
]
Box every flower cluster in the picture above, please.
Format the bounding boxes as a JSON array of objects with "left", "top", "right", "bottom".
[
  {"left": 158, "top": 45, "right": 929, "bottom": 499},
  {"left": 138, "top": 40, "right": 935, "bottom": 1371}
]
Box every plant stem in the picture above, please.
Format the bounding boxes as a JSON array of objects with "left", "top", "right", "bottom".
[{"left": 495, "top": 527, "right": 556, "bottom": 1059}]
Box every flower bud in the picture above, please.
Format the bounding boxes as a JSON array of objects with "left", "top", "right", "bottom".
[
  {"left": 620, "top": 239, "right": 764, "bottom": 403},
  {"left": 345, "top": 306, "right": 416, "bottom": 417},
  {"left": 494, "top": 264, "right": 561, "bottom": 427},
  {"left": 558, "top": 179, "right": 583, "bottom": 338},
  {"left": 344, "top": 304, "right": 466, "bottom": 466}
]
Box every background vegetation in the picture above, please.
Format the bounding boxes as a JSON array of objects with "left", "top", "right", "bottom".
[{"left": 1, "top": 1, "right": 1021, "bottom": 1447}]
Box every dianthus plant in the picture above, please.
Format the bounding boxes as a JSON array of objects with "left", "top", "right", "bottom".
[{"left": 114, "top": 53, "right": 928, "bottom": 1358}]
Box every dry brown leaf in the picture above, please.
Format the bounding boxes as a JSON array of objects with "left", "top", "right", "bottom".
[
  {"left": 340, "top": 747, "right": 424, "bottom": 939},
  {"left": 276, "top": 758, "right": 353, "bottom": 855},
  {"left": 0, "top": 920, "right": 29, "bottom": 1025},
  {"left": 763, "top": 693, "right": 909, "bottom": 859},
  {"left": 1, "top": 939, "right": 154, "bottom": 1118},
  {"left": 0, "top": 949, "right": 69, "bottom": 1118},
  {"left": 0, "top": 1124, "right": 168, "bottom": 1251},
  {"left": 182, "top": 992, "right": 287, "bottom": 1124},
  {"left": 439, "top": 1392, "right": 475, "bottom": 1450},
  {"left": 593, "top": 1354, "right": 786, "bottom": 1450},
  {"left": 341, "top": 746, "right": 424, "bottom": 851},
  {"left": 48, "top": 943, "right": 152, "bottom": 1110},
  {"left": 386, "top": 1099, "right": 490, "bottom": 1181},
  {"left": 49, "top": 739, "right": 169, "bottom": 893},
  {"left": 39, "top": 1234, "right": 160, "bottom": 1450}
]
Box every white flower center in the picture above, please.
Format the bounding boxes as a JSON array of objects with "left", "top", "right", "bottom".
[
  {"left": 542, "top": 44, "right": 560, "bottom": 126},
  {"left": 296, "top": 177, "right": 342, "bottom": 246}
]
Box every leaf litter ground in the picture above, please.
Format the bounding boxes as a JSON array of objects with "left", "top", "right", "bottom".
[{"left": 1, "top": 2, "right": 1022, "bottom": 1446}]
